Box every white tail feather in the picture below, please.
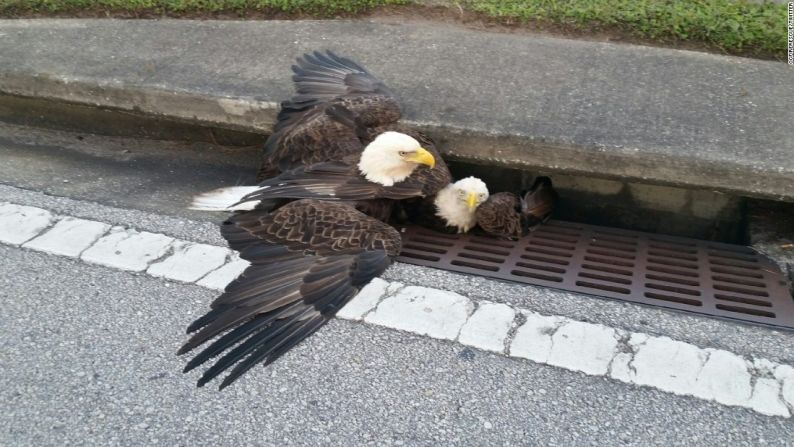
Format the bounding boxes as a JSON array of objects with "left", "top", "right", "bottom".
[{"left": 189, "top": 186, "right": 261, "bottom": 211}]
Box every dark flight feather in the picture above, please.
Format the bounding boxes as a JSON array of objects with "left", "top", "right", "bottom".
[
  {"left": 257, "top": 51, "right": 402, "bottom": 181},
  {"left": 180, "top": 199, "right": 400, "bottom": 389}
]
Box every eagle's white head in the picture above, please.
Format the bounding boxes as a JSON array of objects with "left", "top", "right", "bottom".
[
  {"left": 434, "top": 176, "right": 489, "bottom": 233},
  {"left": 358, "top": 131, "right": 436, "bottom": 186}
]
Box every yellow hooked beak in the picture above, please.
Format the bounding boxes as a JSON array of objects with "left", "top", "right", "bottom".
[
  {"left": 404, "top": 147, "right": 436, "bottom": 169},
  {"left": 466, "top": 192, "right": 478, "bottom": 210}
]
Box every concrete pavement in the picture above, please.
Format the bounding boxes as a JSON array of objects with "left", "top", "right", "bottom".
[
  {"left": 4, "top": 246, "right": 794, "bottom": 447},
  {"left": 2, "top": 120, "right": 794, "bottom": 445},
  {"left": 3, "top": 192, "right": 794, "bottom": 445},
  {"left": 1, "top": 123, "right": 792, "bottom": 365},
  {"left": 0, "top": 19, "right": 792, "bottom": 200},
  {"left": 3, "top": 199, "right": 794, "bottom": 418}
]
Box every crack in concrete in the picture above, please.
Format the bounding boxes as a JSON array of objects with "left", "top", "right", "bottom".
[
  {"left": 778, "top": 379, "right": 794, "bottom": 414},
  {"left": 542, "top": 319, "right": 568, "bottom": 363},
  {"left": 693, "top": 349, "right": 712, "bottom": 383},
  {"left": 776, "top": 365, "right": 794, "bottom": 414},
  {"left": 624, "top": 336, "right": 649, "bottom": 378},
  {"left": 75, "top": 223, "right": 111, "bottom": 258},
  {"left": 453, "top": 299, "right": 480, "bottom": 343},
  {"left": 360, "top": 281, "right": 404, "bottom": 320},
  {"left": 503, "top": 311, "right": 528, "bottom": 355},
  {"left": 749, "top": 366, "right": 761, "bottom": 398},
  {"left": 144, "top": 238, "right": 178, "bottom": 268},
  {"left": 19, "top": 210, "right": 58, "bottom": 246},
  {"left": 747, "top": 358, "right": 789, "bottom": 413},
  {"left": 748, "top": 358, "right": 779, "bottom": 393},
  {"left": 191, "top": 249, "right": 236, "bottom": 284},
  {"left": 1, "top": 202, "right": 58, "bottom": 246},
  {"left": 606, "top": 330, "right": 633, "bottom": 377}
]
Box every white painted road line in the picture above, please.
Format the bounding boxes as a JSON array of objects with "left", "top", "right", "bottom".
[
  {"left": 195, "top": 255, "right": 250, "bottom": 291},
  {"left": 147, "top": 241, "right": 230, "bottom": 283},
  {"left": 547, "top": 320, "right": 619, "bottom": 376},
  {"left": 80, "top": 227, "right": 174, "bottom": 272},
  {"left": 457, "top": 301, "right": 516, "bottom": 353},
  {"left": 23, "top": 216, "right": 110, "bottom": 257},
  {"left": 365, "top": 286, "right": 475, "bottom": 340},
  {"left": 335, "top": 278, "right": 391, "bottom": 321},
  {"left": 0, "top": 202, "right": 54, "bottom": 245},
  {"left": 509, "top": 311, "right": 566, "bottom": 362},
  {"left": 2, "top": 202, "right": 794, "bottom": 418}
]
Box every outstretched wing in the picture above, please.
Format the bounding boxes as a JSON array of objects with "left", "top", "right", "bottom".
[
  {"left": 286, "top": 50, "right": 400, "bottom": 126},
  {"left": 476, "top": 192, "right": 523, "bottom": 240},
  {"left": 258, "top": 51, "right": 402, "bottom": 181},
  {"left": 179, "top": 199, "right": 401, "bottom": 389},
  {"left": 246, "top": 161, "right": 428, "bottom": 204}
]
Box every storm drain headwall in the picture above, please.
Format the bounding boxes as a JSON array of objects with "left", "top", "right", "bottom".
[{"left": 395, "top": 221, "right": 794, "bottom": 330}]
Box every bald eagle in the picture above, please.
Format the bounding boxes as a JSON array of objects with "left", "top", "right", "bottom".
[
  {"left": 400, "top": 176, "right": 490, "bottom": 234},
  {"left": 192, "top": 51, "right": 489, "bottom": 231},
  {"left": 181, "top": 51, "right": 491, "bottom": 388},
  {"left": 475, "top": 177, "right": 558, "bottom": 240}
]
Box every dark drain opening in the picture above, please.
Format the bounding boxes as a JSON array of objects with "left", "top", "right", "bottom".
[{"left": 395, "top": 221, "right": 794, "bottom": 331}]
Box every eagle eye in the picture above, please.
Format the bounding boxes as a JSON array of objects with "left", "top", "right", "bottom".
[{"left": 398, "top": 151, "right": 408, "bottom": 156}]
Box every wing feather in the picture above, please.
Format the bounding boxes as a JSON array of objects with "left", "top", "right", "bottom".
[
  {"left": 257, "top": 51, "right": 403, "bottom": 181},
  {"left": 290, "top": 50, "right": 395, "bottom": 107},
  {"left": 476, "top": 192, "right": 523, "bottom": 240},
  {"left": 180, "top": 200, "right": 400, "bottom": 388}
]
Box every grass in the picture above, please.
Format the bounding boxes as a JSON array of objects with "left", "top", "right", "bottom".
[
  {"left": 0, "top": 0, "right": 410, "bottom": 15},
  {"left": 0, "top": 0, "right": 787, "bottom": 58},
  {"left": 464, "top": 0, "right": 785, "bottom": 57}
]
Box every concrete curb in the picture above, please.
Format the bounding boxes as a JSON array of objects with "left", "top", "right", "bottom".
[
  {"left": 0, "top": 71, "right": 279, "bottom": 132},
  {"left": 1, "top": 19, "right": 792, "bottom": 200},
  {"left": 6, "top": 71, "right": 793, "bottom": 203}
]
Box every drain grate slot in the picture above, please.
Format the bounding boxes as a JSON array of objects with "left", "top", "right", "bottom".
[{"left": 396, "top": 222, "right": 794, "bottom": 330}]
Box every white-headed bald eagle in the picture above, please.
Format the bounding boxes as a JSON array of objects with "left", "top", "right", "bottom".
[{"left": 181, "top": 51, "right": 491, "bottom": 388}]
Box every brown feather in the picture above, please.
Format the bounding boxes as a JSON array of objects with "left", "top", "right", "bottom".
[
  {"left": 180, "top": 199, "right": 402, "bottom": 389},
  {"left": 475, "top": 192, "right": 523, "bottom": 240},
  {"left": 475, "top": 177, "right": 558, "bottom": 239},
  {"left": 257, "top": 51, "right": 402, "bottom": 181},
  {"left": 521, "top": 177, "right": 558, "bottom": 231}
]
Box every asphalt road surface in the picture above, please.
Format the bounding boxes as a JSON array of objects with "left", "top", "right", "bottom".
[{"left": 1, "top": 123, "right": 793, "bottom": 446}]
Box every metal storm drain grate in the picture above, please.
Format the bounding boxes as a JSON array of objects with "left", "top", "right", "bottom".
[{"left": 395, "top": 221, "right": 794, "bottom": 330}]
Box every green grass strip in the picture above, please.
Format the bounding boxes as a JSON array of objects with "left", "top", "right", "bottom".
[
  {"left": 0, "top": 0, "right": 786, "bottom": 57},
  {"left": 0, "top": 0, "right": 409, "bottom": 15},
  {"left": 464, "top": 0, "right": 785, "bottom": 55}
]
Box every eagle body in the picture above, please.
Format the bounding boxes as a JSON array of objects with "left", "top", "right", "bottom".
[
  {"left": 475, "top": 192, "right": 523, "bottom": 239},
  {"left": 475, "top": 177, "right": 558, "bottom": 240},
  {"left": 256, "top": 51, "right": 403, "bottom": 181},
  {"left": 182, "top": 51, "right": 456, "bottom": 388}
]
